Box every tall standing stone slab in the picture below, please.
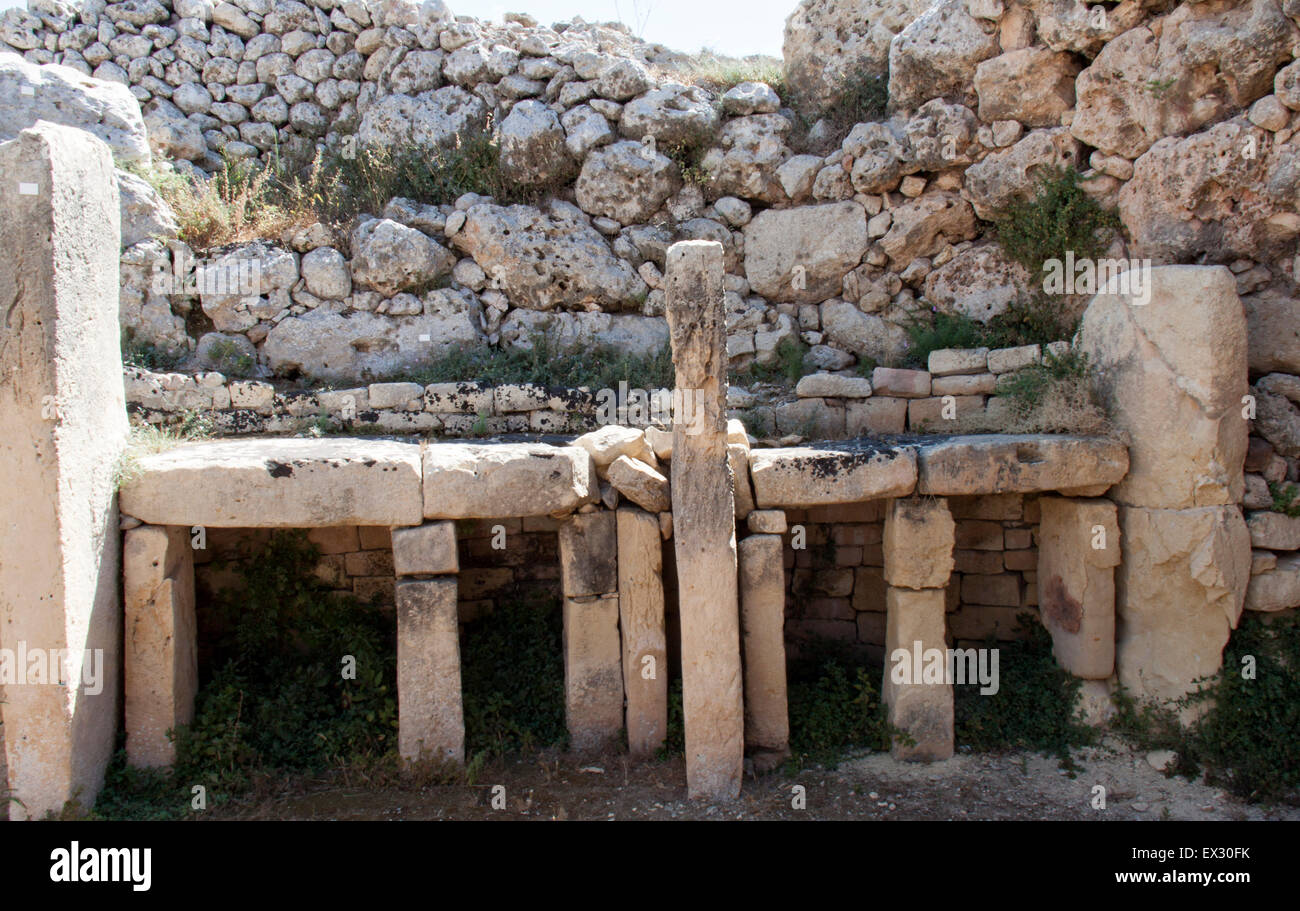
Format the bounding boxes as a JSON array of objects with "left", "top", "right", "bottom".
[
  {"left": 0, "top": 124, "right": 127, "bottom": 819},
  {"left": 665, "top": 240, "right": 744, "bottom": 799},
  {"left": 124, "top": 525, "right": 197, "bottom": 769},
  {"left": 738, "top": 534, "right": 789, "bottom": 758},
  {"left": 617, "top": 508, "right": 668, "bottom": 757},
  {"left": 396, "top": 579, "right": 465, "bottom": 765},
  {"left": 883, "top": 587, "right": 954, "bottom": 761},
  {"left": 1037, "top": 497, "right": 1120, "bottom": 679},
  {"left": 558, "top": 511, "right": 618, "bottom": 598},
  {"left": 563, "top": 594, "right": 624, "bottom": 752}
]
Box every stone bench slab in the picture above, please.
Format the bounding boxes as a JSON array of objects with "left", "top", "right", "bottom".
[
  {"left": 915, "top": 434, "right": 1129, "bottom": 496},
  {"left": 423, "top": 442, "right": 598, "bottom": 518},
  {"left": 749, "top": 444, "right": 918, "bottom": 507},
  {"left": 119, "top": 438, "right": 424, "bottom": 527}
]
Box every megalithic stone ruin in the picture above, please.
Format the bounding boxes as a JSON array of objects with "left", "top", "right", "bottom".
[
  {"left": 0, "top": 123, "right": 128, "bottom": 819},
  {"left": 664, "top": 240, "right": 745, "bottom": 800}
]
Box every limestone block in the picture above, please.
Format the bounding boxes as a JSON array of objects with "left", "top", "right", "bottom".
[
  {"left": 883, "top": 587, "right": 954, "bottom": 761},
  {"left": 122, "top": 439, "right": 424, "bottom": 527},
  {"left": 391, "top": 521, "right": 458, "bottom": 576},
  {"left": 1078, "top": 265, "right": 1248, "bottom": 509},
  {"left": 396, "top": 579, "right": 464, "bottom": 765},
  {"left": 1244, "top": 553, "right": 1300, "bottom": 612},
  {"left": 749, "top": 444, "right": 918, "bottom": 507},
  {"left": 1246, "top": 510, "right": 1300, "bottom": 550},
  {"left": 1116, "top": 505, "right": 1251, "bottom": 704},
  {"left": 617, "top": 508, "right": 667, "bottom": 757},
  {"left": 606, "top": 455, "right": 670, "bottom": 513},
  {"left": 729, "top": 442, "right": 756, "bottom": 519},
  {"left": 747, "top": 509, "right": 788, "bottom": 534},
  {"left": 423, "top": 442, "right": 598, "bottom": 518},
  {"left": 559, "top": 511, "right": 617, "bottom": 598},
  {"left": 0, "top": 124, "right": 127, "bottom": 818},
  {"left": 739, "top": 535, "right": 789, "bottom": 755},
  {"left": 884, "top": 498, "right": 955, "bottom": 589},
  {"left": 1037, "top": 497, "right": 1120, "bottom": 679},
  {"left": 124, "top": 525, "right": 196, "bottom": 768},
  {"left": 563, "top": 594, "right": 624, "bottom": 752},
  {"left": 916, "top": 434, "right": 1129, "bottom": 496}
]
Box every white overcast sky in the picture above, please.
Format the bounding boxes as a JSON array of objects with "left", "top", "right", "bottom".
[{"left": 0, "top": 0, "right": 795, "bottom": 56}]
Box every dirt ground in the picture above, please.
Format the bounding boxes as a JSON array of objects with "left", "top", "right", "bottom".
[{"left": 208, "top": 739, "right": 1300, "bottom": 822}]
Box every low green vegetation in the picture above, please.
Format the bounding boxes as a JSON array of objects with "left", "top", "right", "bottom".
[
  {"left": 115, "top": 410, "right": 215, "bottom": 490},
  {"left": 203, "top": 338, "right": 255, "bottom": 378},
  {"left": 730, "top": 337, "right": 813, "bottom": 387},
  {"left": 994, "top": 166, "right": 1122, "bottom": 276},
  {"left": 786, "top": 651, "right": 892, "bottom": 767},
  {"left": 122, "top": 328, "right": 185, "bottom": 372},
  {"left": 1268, "top": 481, "right": 1300, "bottom": 517},
  {"left": 394, "top": 333, "right": 675, "bottom": 391},
  {"left": 94, "top": 531, "right": 398, "bottom": 819},
  {"left": 1113, "top": 612, "right": 1300, "bottom": 803},
  {"left": 678, "top": 50, "right": 786, "bottom": 95},
  {"left": 954, "top": 617, "right": 1097, "bottom": 763},
  {"left": 993, "top": 348, "right": 1109, "bottom": 435},
  {"left": 901, "top": 298, "right": 1078, "bottom": 370}
]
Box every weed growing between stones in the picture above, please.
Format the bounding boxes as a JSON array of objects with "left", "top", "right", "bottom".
[
  {"left": 777, "top": 638, "right": 893, "bottom": 769},
  {"left": 678, "top": 51, "right": 786, "bottom": 95},
  {"left": 121, "top": 327, "right": 185, "bottom": 372},
  {"left": 994, "top": 167, "right": 1121, "bottom": 276},
  {"left": 730, "top": 337, "right": 813, "bottom": 388},
  {"left": 954, "top": 617, "right": 1096, "bottom": 766},
  {"left": 459, "top": 596, "right": 568, "bottom": 759},
  {"left": 203, "top": 338, "right": 255, "bottom": 378},
  {"left": 397, "top": 333, "right": 676, "bottom": 391},
  {"left": 1268, "top": 481, "right": 1300, "bottom": 517},
  {"left": 94, "top": 531, "right": 398, "bottom": 819},
  {"left": 1115, "top": 612, "right": 1300, "bottom": 804},
  {"left": 902, "top": 297, "right": 1079, "bottom": 370},
  {"left": 114, "top": 410, "right": 215, "bottom": 490},
  {"left": 988, "top": 349, "right": 1110, "bottom": 435}
]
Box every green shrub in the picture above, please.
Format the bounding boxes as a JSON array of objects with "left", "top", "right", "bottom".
[
  {"left": 994, "top": 167, "right": 1121, "bottom": 275},
  {"left": 993, "top": 348, "right": 1108, "bottom": 434},
  {"left": 122, "top": 328, "right": 184, "bottom": 371},
  {"left": 93, "top": 531, "right": 398, "bottom": 818},
  {"left": 954, "top": 616, "right": 1097, "bottom": 760},
  {"left": 1269, "top": 481, "right": 1300, "bottom": 517},
  {"left": 902, "top": 297, "right": 1079, "bottom": 370},
  {"left": 204, "top": 338, "right": 255, "bottom": 378},
  {"left": 658, "top": 677, "right": 686, "bottom": 760},
  {"left": 731, "top": 337, "right": 811, "bottom": 387},
  {"left": 787, "top": 658, "right": 892, "bottom": 766},
  {"left": 460, "top": 596, "right": 568, "bottom": 757}
]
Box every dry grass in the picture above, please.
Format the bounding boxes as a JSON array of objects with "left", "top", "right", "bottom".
[
  {"left": 665, "top": 49, "right": 785, "bottom": 94},
  {"left": 114, "top": 412, "right": 214, "bottom": 490}
]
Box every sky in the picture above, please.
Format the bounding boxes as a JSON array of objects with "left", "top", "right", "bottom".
[{"left": 0, "top": 0, "right": 795, "bottom": 57}]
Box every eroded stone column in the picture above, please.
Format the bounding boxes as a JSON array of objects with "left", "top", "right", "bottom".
[
  {"left": 124, "top": 525, "right": 197, "bottom": 768},
  {"left": 617, "top": 507, "right": 667, "bottom": 757},
  {"left": 559, "top": 511, "right": 624, "bottom": 751},
  {"left": 665, "top": 239, "right": 744, "bottom": 799},
  {"left": 882, "top": 497, "right": 955, "bottom": 761},
  {"left": 1037, "top": 497, "right": 1120, "bottom": 679},
  {"left": 393, "top": 521, "right": 463, "bottom": 765},
  {"left": 738, "top": 533, "right": 789, "bottom": 765},
  {"left": 0, "top": 124, "right": 126, "bottom": 818}
]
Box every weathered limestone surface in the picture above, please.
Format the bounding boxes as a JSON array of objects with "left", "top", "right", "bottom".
[
  {"left": 391, "top": 521, "right": 458, "bottom": 576},
  {"left": 665, "top": 240, "right": 744, "bottom": 800},
  {"left": 1037, "top": 497, "right": 1120, "bottom": 679},
  {"left": 1116, "top": 506, "right": 1251, "bottom": 704},
  {"left": 617, "top": 508, "right": 667, "bottom": 757},
  {"left": 883, "top": 587, "right": 954, "bottom": 761},
  {"left": 559, "top": 511, "right": 618, "bottom": 599},
  {"left": 729, "top": 443, "right": 757, "bottom": 519},
  {"left": 121, "top": 439, "right": 424, "bottom": 527},
  {"left": 738, "top": 535, "right": 789, "bottom": 756},
  {"left": 750, "top": 445, "right": 918, "bottom": 507},
  {"left": 916, "top": 435, "right": 1129, "bottom": 496},
  {"left": 883, "top": 498, "right": 955, "bottom": 590},
  {"left": 396, "top": 579, "right": 464, "bottom": 765},
  {"left": 1078, "top": 265, "right": 1248, "bottom": 509},
  {"left": 1245, "top": 553, "right": 1300, "bottom": 612},
  {"left": 424, "top": 442, "right": 598, "bottom": 518},
  {"left": 124, "top": 525, "right": 196, "bottom": 769},
  {"left": 563, "top": 594, "right": 624, "bottom": 752},
  {"left": 0, "top": 124, "right": 127, "bottom": 819},
  {"left": 606, "top": 455, "right": 671, "bottom": 513}
]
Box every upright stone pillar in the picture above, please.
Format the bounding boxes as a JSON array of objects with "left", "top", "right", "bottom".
[
  {"left": 738, "top": 534, "right": 789, "bottom": 763},
  {"left": 393, "top": 521, "right": 464, "bottom": 765},
  {"left": 665, "top": 240, "right": 744, "bottom": 799},
  {"left": 0, "top": 124, "right": 126, "bottom": 819},
  {"left": 124, "top": 525, "right": 197, "bottom": 768},
  {"left": 1037, "top": 497, "right": 1120, "bottom": 679},
  {"left": 882, "top": 497, "right": 955, "bottom": 761},
  {"left": 617, "top": 507, "right": 667, "bottom": 757},
  {"left": 1078, "top": 265, "right": 1251, "bottom": 706},
  {"left": 559, "top": 511, "right": 623, "bottom": 751}
]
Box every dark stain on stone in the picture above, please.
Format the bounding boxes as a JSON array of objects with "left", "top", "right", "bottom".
[
  {"left": 266, "top": 460, "right": 294, "bottom": 479},
  {"left": 1042, "top": 574, "right": 1082, "bottom": 634}
]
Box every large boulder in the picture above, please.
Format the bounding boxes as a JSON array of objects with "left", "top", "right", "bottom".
[
  {"left": 1243, "top": 288, "right": 1300, "bottom": 375},
  {"left": 878, "top": 192, "right": 978, "bottom": 269},
  {"left": 1120, "top": 119, "right": 1300, "bottom": 263},
  {"left": 199, "top": 241, "right": 299, "bottom": 333},
  {"left": 782, "top": 0, "right": 928, "bottom": 111},
  {"left": 350, "top": 216, "right": 455, "bottom": 296},
  {"left": 498, "top": 310, "right": 669, "bottom": 357},
  {"left": 1025, "top": 0, "right": 1150, "bottom": 56},
  {"left": 1078, "top": 265, "right": 1248, "bottom": 509},
  {"left": 1116, "top": 505, "right": 1251, "bottom": 705},
  {"left": 618, "top": 84, "right": 720, "bottom": 147},
  {"left": 1070, "top": 0, "right": 1296, "bottom": 158},
  {"left": 973, "top": 47, "right": 1079, "bottom": 127},
  {"left": 700, "top": 113, "right": 792, "bottom": 204},
  {"left": 263, "top": 303, "right": 485, "bottom": 380},
  {"left": 423, "top": 442, "right": 599, "bottom": 519},
  {"left": 819, "top": 298, "right": 910, "bottom": 364},
  {"left": 922, "top": 242, "right": 1031, "bottom": 322},
  {"left": 574, "top": 140, "right": 682, "bottom": 226},
  {"left": 963, "top": 128, "right": 1083, "bottom": 221},
  {"left": 116, "top": 169, "right": 178, "bottom": 247},
  {"left": 743, "top": 201, "right": 868, "bottom": 303},
  {"left": 887, "top": 0, "right": 999, "bottom": 110},
  {"left": 0, "top": 57, "right": 151, "bottom": 165},
  {"left": 357, "top": 85, "right": 488, "bottom": 148},
  {"left": 142, "top": 98, "right": 206, "bottom": 161},
  {"left": 450, "top": 201, "right": 646, "bottom": 311},
  {"left": 497, "top": 100, "right": 574, "bottom": 186}
]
